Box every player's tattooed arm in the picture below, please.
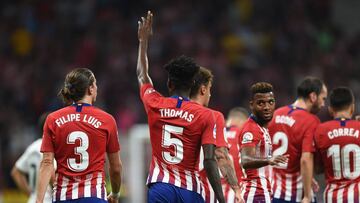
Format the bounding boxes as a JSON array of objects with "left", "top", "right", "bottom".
[
  {"left": 137, "top": 11, "right": 153, "bottom": 86},
  {"left": 36, "top": 152, "right": 55, "bottom": 203},
  {"left": 241, "top": 147, "right": 289, "bottom": 169},
  {"left": 203, "top": 144, "right": 226, "bottom": 203},
  {"left": 215, "top": 147, "right": 239, "bottom": 189}
]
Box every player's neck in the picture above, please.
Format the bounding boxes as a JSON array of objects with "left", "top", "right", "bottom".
[
  {"left": 292, "top": 99, "right": 311, "bottom": 112},
  {"left": 170, "top": 90, "right": 191, "bottom": 100},
  {"left": 76, "top": 96, "right": 93, "bottom": 105},
  {"left": 333, "top": 111, "right": 352, "bottom": 120}
]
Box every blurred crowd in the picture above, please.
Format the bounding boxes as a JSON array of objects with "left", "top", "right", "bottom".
[{"left": 1, "top": 0, "right": 360, "bottom": 190}]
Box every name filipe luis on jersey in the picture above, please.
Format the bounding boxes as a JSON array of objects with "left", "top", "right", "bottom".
[{"left": 55, "top": 113, "right": 102, "bottom": 128}]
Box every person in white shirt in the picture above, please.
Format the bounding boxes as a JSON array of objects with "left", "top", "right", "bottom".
[{"left": 11, "top": 113, "right": 54, "bottom": 203}]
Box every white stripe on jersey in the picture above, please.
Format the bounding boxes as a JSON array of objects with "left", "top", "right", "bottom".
[
  {"left": 274, "top": 173, "right": 282, "bottom": 198},
  {"left": 337, "top": 184, "right": 344, "bottom": 203},
  {"left": 84, "top": 174, "right": 92, "bottom": 197},
  {"left": 246, "top": 180, "right": 257, "bottom": 203},
  {"left": 151, "top": 160, "right": 160, "bottom": 183},
  {"left": 227, "top": 188, "right": 235, "bottom": 203},
  {"left": 259, "top": 167, "right": 271, "bottom": 203},
  {"left": 347, "top": 183, "right": 355, "bottom": 203},
  {"left": 53, "top": 174, "right": 59, "bottom": 200},
  {"left": 96, "top": 172, "right": 102, "bottom": 198},
  {"left": 161, "top": 163, "right": 170, "bottom": 183},
  {"left": 60, "top": 176, "right": 69, "bottom": 200},
  {"left": 185, "top": 170, "right": 193, "bottom": 191},
  {"left": 285, "top": 174, "right": 292, "bottom": 201},
  {"left": 72, "top": 180, "right": 79, "bottom": 199},
  {"left": 195, "top": 172, "right": 201, "bottom": 194},
  {"left": 173, "top": 168, "right": 181, "bottom": 187},
  {"left": 296, "top": 175, "right": 303, "bottom": 202},
  {"left": 327, "top": 184, "right": 337, "bottom": 203}
]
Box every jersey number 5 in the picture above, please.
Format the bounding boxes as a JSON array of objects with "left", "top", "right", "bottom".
[
  {"left": 67, "top": 131, "right": 89, "bottom": 172},
  {"left": 162, "top": 125, "right": 184, "bottom": 164},
  {"left": 272, "top": 132, "right": 289, "bottom": 169}
]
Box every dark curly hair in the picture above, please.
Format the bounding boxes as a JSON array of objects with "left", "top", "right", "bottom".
[
  {"left": 251, "top": 82, "right": 273, "bottom": 97},
  {"left": 330, "top": 87, "right": 354, "bottom": 111},
  {"left": 164, "top": 55, "right": 200, "bottom": 92}
]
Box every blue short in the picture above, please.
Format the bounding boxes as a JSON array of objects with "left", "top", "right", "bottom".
[
  {"left": 148, "top": 182, "right": 204, "bottom": 203},
  {"left": 272, "top": 198, "right": 317, "bottom": 203},
  {"left": 54, "top": 197, "right": 107, "bottom": 203}
]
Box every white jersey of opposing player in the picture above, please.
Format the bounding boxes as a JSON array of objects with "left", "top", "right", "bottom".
[{"left": 15, "top": 139, "right": 53, "bottom": 203}]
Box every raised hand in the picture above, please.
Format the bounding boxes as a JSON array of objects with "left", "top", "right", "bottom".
[
  {"left": 269, "top": 154, "right": 289, "bottom": 166},
  {"left": 138, "top": 11, "right": 153, "bottom": 42}
]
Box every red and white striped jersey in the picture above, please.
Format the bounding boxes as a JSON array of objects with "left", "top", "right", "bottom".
[
  {"left": 268, "top": 105, "right": 319, "bottom": 202},
  {"left": 315, "top": 119, "right": 360, "bottom": 203},
  {"left": 198, "top": 110, "right": 227, "bottom": 203},
  {"left": 41, "top": 103, "right": 120, "bottom": 201},
  {"left": 221, "top": 125, "right": 244, "bottom": 203},
  {"left": 239, "top": 116, "right": 273, "bottom": 203},
  {"left": 140, "top": 84, "right": 217, "bottom": 197},
  {"left": 53, "top": 172, "right": 107, "bottom": 201}
]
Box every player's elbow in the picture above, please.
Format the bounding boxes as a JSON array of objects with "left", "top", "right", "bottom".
[
  {"left": 11, "top": 167, "right": 20, "bottom": 179},
  {"left": 300, "top": 153, "right": 313, "bottom": 168}
]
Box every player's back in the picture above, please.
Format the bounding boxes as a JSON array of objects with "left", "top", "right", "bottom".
[
  {"left": 42, "top": 103, "right": 119, "bottom": 201},
  {"left": 15, "top": 139, "right": 52, "bottom": 203},
  {"left": 141, "top": 84, "right": 217, "bottom": 196},
  {"left": 268, "top": 105, "right": 319, "bottom": 202},
  {"left": 315, "top": 119, "right": 360, "bottom": 203}
]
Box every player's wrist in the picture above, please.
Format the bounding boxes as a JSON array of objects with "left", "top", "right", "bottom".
[{"left": 109, "top": 191, "right": 120, "bottom": 199}]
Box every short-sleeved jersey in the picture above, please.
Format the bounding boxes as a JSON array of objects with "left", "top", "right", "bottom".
[
  {"left": 15, "top": 139, "right": 52, "bottom": 203},
  {"left": 41, "top": 104, "right": 120, "bottom": 201},
  {"left": 198, "top": 110, "right": 227, "bottom": 203},
  {"left": 140, "top": 83, "right": 217, "bottom": 198},
  {"left": 268, "top": 105, "right": 319, "bottom": 202},
  {"left": 239, "top": 117, "right": 272, "bottom": 203},
  {"left": 222, "top": 125, "right": 244, "bottom": 203},
  {"left": 314, "top": 119, "right": 360, "bottom": 203}
]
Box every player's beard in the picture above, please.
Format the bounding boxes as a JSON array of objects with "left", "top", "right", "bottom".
[{"left": 310, "top": 101, "right": 321, "bottom": 114}]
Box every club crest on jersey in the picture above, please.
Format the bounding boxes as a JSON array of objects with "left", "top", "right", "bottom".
[{"left": 242, "top": 132, "right": 253, "bottom": 144}]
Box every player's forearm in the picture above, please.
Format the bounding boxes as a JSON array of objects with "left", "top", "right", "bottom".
[
  {"left": 137, "top": 40, "right": 151, "bottom": 85},
  {"left": 109, "top": 162, "right": 122, "bottom": 194},
  {"left": 241, "top": 155, "right": 269, "bottom": 169},
  {"left": 301, "top": 153, "right": 313, "bottom": 199},
  {"left": 11, "top": 168, "right": 31, "bottom": 195},
  {"left": 36, "top": 159, "right": 54, "bottom": 202},
  {"left": 215, "top": 148, "right": 239, "bottom": 189},
  {"left": 204, "top": 158, "right": 226, "bottom": 203}
]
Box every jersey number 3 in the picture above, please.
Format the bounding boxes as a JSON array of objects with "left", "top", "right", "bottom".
[
  {"left": 162, "top": 125, "right": 184, "bottom": 164},
  {"left": 67, "top": 131, "right": 89, "bottom": 172}
]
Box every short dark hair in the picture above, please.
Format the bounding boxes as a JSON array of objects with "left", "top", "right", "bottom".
[
  {"left": 251, "top": 82, "right": 273, "bottom": 98},
  {"left": 164, "top": 55, "right": 200, "bottom": 91},
  {"left": 330, "top": 87, "right": 354, "bottom": 111},
  {"left": 297, "top": 76, "right": 324, "bottom": 99},
  {"left": 227, "top": 107, "right": 249, "bottom": 120},
  {"left": 59, "top": 68, "right": 95, "bottom": 105},
  {"left": 189, "top": 67, "right": 213, "bottom": 98}
]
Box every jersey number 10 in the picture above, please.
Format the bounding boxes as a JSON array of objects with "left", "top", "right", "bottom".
[{"left": 327, "top": 144, "right": 360, "bottom": 179}]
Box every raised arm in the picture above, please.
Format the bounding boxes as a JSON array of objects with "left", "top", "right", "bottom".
[
  {"left": 203, "top": 144, "right": 226, "bottom": 203},
  {"left": 137, "top": 11, "right": 153, "bottom": 86},
  {"left": 241, "top": 147, "right": 288, "bottom": 169}
]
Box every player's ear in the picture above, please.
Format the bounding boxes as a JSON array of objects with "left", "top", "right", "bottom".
[
  {"left": 249, "top": 100, "right": 254, "bottom": 111},
  {"left": 350, "top": 103, "right": 355, "bottom": 116},
  {"left": 200, "top": 85, "right": 206, "bottom": 96},
  {"left": 309, "top": 92, "right": 317, "bottom": 103}
]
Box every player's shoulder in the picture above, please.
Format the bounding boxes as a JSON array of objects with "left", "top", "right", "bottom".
[
  {"left": 26, "top": 138, "right": 43, "bottom": 153},
  {"left": 240, "top": 118, "right": 260, "bottom": 133},
  {"left": 90, "top": 106, "right": 116, "bottom": 123}
]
